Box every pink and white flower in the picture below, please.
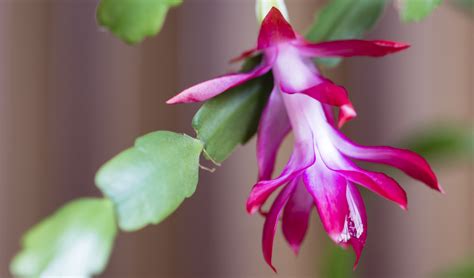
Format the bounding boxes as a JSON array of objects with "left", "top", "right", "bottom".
[{"left": 168, "top": 7, "right": 441, "bottom": 271}]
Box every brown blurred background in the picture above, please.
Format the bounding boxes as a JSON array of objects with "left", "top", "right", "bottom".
[{"left": 0, "top": 0, "right": 472, "bottom": 277}]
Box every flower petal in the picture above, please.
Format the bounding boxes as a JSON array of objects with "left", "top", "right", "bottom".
[
  {"left": 295, "top": 40, "right": 410, "bottom": 58},
  {"left": 230, "top": 47, "right": 258, "bottom": 63},
  {"left": 258, "top": 7, "right": 296, "bottom": 49},
  {"left": 273, "top": 44, "right": 322, "bottom": 92},
  {"left": 303, "top": 162, "right": 367, "bottom": 267},
  {"left": 328, "top": 126, "right": 441, "bottom": 192},
  {"left": 303, "top": 162, "right": 348, "bottom": 243},
  {"left": 337, "top": 165, "right": 408, "bottom": 209},
  {"left": 345, "top": 183, "right": 367, "bottom": 268},
  {"left": 281, "top": 79, "right": 348, "bottom": 105},
  {"left": 282, "top": 178, "right": 313, "bottom": 254},
  {"left": 281, "top": 79, "right": 357, "bottom": 127},
  {"left": 166, "top": 57, "right": 273, "bottom": 104},
  {"left": 247, "top": 139, "right": 315, "bottom": 214},
  {"left": 257, "top": 87, "right": 291, "bottom": 180},
  {"left": 338, "top": 104, "right": 357, "bottom": 128},
  {"left": 314, "top": 122, "right": 408, "bottom": 208},
  {"left": 262, "top": 180, "right": 297, "bottom": 272},
  {"left": 322, "top": 104, "right": 336, "bottom": 126}
]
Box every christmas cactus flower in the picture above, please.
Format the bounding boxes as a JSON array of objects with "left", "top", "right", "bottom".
[{"left": 167, "top": 7, "right": 442, "bottom": 271}]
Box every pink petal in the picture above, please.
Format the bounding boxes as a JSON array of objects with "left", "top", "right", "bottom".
[
  {"left": 257, "top": 7, "right": 296, "bottom": 49},
  {"left": 303, "top": 162, "right": 348, "bottom": 243},
  {"left": 281, "top": 79, "right": 357, "bottom": 127},
  {"left": 338, "top": 104, "right": 357, "bottom": 128},
  {"left": 336, "top": 165, "right": 408, "bottom": 209},
  {"left": 322, "top": 104, "right": 336, "bottom": 126},
  {"left": 282, "top": 178, "right": 313, "bottom": 254},
  {"left": 257, "top": 87, "right": 291, "bottom": 180},
  {"left": 303, "top": 163, "right": 367, "bottom": 267},
  {"left": 295, "top": 39, "right": 410, "bottom": 58},
  {"left": 230, "top": 47, "right": 258, "bottom": 63},
  {"left": 262, "top": 180, "right": 297, "bottom": 272},
  {"left": 166, "top": 57, "right": 273, "bottom": 104},
  {"left": 247, "top": 139, "right": 315, "bottom": 214},
  {"left": 328, "top": 127, "right": 441, "bottom": 192},
  {"left": 315, "top": 122, "right": 408, "bottom": 208},
  {"left": 345, "top": 183, "right": 367, "bottom": 268},
  {"left": 273, "top": 45, "right": 322, "bottom": 93},
  {"left": 281, "top": 79, "right": 348, "bottom": 105}
]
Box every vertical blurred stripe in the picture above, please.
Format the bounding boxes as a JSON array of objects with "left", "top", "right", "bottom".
[
  {"left": 0, "top": 3, "right": 11, "bottom": 276},
  {"left": 0, "top": 2, "right": 52, "bottom": 277}
]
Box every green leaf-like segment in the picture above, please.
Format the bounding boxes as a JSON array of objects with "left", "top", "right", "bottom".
[
  {"left": 97, "top": 0, "right": 182, "bottom": 44},
  {"left": 320, "top": 239, "right": 355, "bottom": 278},
  {"left": 192, "top": 72, "right": 273, "bottom": 164},
  {"left": 401, "top": 126, "right": 473, "bottom": 161},
  {"left": 10, "top": 198, "right": 117, "bottom": 278},
  {"left": 436, "top": 258, "right": 474, "bottom": 278},
  {"left": 399, "top": 0, "right": 442, "bottom": 22},
  {"left": 306, "top": 0, "right": 388, "bottom": 67},
  {"left": 451, "top": 0, "right": 474, "bottom": 16},
  {"left": 95, "top": 131, "right": 203, "bottom": 231}
]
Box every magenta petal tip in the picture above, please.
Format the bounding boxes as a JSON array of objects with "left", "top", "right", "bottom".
[
  {"left": 374, "top": 40, "right": 411, "bottom": 53},
  {"left": 438, "top": 184, "right": 446, "bottom": 194},
  {"left": 166, "top": 98, "right": 177, "bottom": 104},
  {"left": 432, "top": 182, "right": 445, "bottom": 194},
  {"left": 289, "top": 244, "right": 301, "bottom": 256},
  {"left": 390, "top": 41, "right": 410, "bottom": 49},
  {"left": 257, "top": 7, "right": 296, "bottom": 49},
  {"left": 399, "top": 197, "right": 408, "bottom": 211},
  {"left": 338, "top": 104, "right": 357, "bottom": 128},
  {"left": 352, "top": 258, "right": 360, "bottom": 271},
  {"left": 352, "top": 261, "right": 359, "bottom": 271},
  {"left": 400, "top": 203, "right": 408, "bottom": 211},
  {"left": 247, "top": 204, "right": 258, "bottom": 214}
]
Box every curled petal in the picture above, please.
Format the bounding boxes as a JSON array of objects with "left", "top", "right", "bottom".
[
  {"left": 262, "top": 180, "right": 297, "bottom": 272},
  {"left": 303, "top": 163, "right": 367, "bottom": 267},
  {"left": 282, "top": 178, "right": 313, "bottom": 254},
  {"left": 282, "top": 80, "right": 349, "bottom": 106},
  {"left": 295, "top": 39, "right": 410, "bottom": 58},
  {"left": 338, "top": 104, "right": 357, "bottom": 128},
  {"left": 281, "top": 79, "right": 357, "bottom": 127},
  {"left": 247, "top": 139, "right": 315, "bottom": 214},
  {"left": 166, "top": 55, "right": 274, "bottom": 104},
  {"left": 257, "top": 87, "right": 291, "bottom": 180},
  {"left": 328, "top": 126, "right": 441, "bottom": 192},
  {"left": 345, "top": 183, "right": 367, "bottom": 268},
  {"left": 258, "top": 7, "right": 296, "bottom": 49}
]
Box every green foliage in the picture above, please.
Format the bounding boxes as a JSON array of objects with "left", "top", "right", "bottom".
[
  {"left": 320, "top": 240, "right": 355, "bottom": 278},
  {"left": 402, "top": 126, "right": 473, "bottom": 161},
  {"left": 451, "top": 0, "right": 474, "bottom": 15},
  {"left": 95, "top": 131, "right": 203, "bottom": 231},
  {"left": 10, "top": 198, "right": 117, "bottom": 278},
  {"left": 192, "top": 73, "right": 273, "bottom": 163},
  {"left": 97, "top": 0, "right": 182, "bottom": 44},
  {"left": 399, "top": 0, "right": 442, "bottom": 22},
  {"left": 435, "top": 258, "right": 474, "bottom": 278},
  {"left": 306, "top": 0, "right": 388, "bottom": 67}
]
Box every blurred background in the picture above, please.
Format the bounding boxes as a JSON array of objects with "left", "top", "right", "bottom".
[{"left": 0, "top": 0, "right": 472, "bottom": 277}]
